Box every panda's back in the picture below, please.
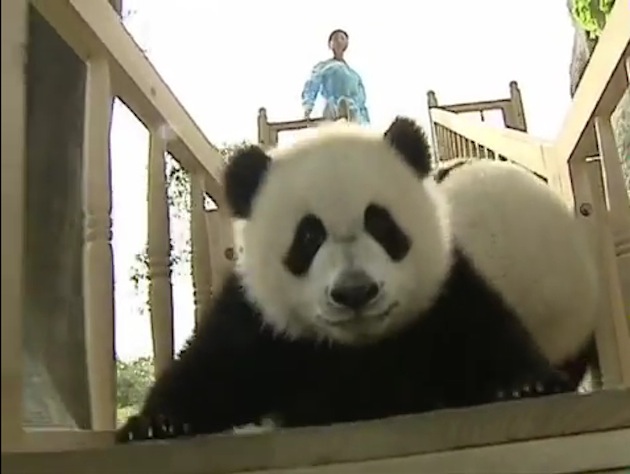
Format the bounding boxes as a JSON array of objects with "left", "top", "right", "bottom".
[{"left": 437, "top": 159, "right": 598, "bottom": 367}]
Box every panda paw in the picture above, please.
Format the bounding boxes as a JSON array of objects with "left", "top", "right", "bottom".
[
  {"left": 115, "top": 414, "right": 194, "bottom": 444},
  {"left": 494, "top": 371, "right": 573, "bottom": 402}
]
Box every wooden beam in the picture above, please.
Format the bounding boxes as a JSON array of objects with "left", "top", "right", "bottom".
[
  {"left": 554, "top": 0, "right": 630, "bottom": 164},
  {"left": 2, "top": 389, "right": 630, "bottom": 473},
  {"left": 17, "top": 429, "right": 114, "bottom": 453},
  {"left": 441, "top": 99, "right": 510, "bottom": 114},
  {"left": 1, "top": 0, "right": 28, "bottom": 451},
  {"left": 269, "top": 117, "right": 326, "bottom": 133},
  {"left": 30, "top": 0, "right": 226, "bottom": 198}
]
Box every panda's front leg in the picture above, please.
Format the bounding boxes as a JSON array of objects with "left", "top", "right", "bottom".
[
  {"left": 116, "top": 340, "right": 276, "bottom": 443},
  {"left": 116, "top": 278, "right": 280, "bottom": 443},
  {"left": 481, "top": 326, "right": 574, "bottom": 403},
  {"left": 461, "top": 307, "right": 575, "bottom": 405}
]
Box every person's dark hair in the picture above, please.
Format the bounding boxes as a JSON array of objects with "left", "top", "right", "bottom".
[{"left": 328, "top": 29, "right": 348, "bottom": 43}]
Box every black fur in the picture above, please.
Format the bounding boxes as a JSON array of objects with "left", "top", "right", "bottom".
[
  {"left": 364, "top": 204, "right": 410, "bottom": 261},
  {"left": 283, "top": 214, "right": 328, "bottom": 276},
  {"left": 384, "top": 116, "right": 433, "bottom": 177},
  {"left": 433, "top": 158, "right": 472, "bottom": 182},
  {"left": 117, "top": 249, "right": 571, "bottom": 443},
  {"left": 224, "top": 145, "right": 272, "bottom": 218}
]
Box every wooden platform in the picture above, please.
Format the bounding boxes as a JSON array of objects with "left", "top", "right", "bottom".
[{"left": 3, "top": 388, "right": 630, "bottom": 474}]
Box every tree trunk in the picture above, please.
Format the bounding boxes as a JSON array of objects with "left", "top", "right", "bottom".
[{"left": 23, "top": 0, "right": 122, "bottom": 430}]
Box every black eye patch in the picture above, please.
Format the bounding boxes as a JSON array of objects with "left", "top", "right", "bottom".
[
  {"left": 364, "top": 204, "right": 410, "bottom": 261},
  {"left": 283, "top": 214, "right": 328, "bottom": 276}
]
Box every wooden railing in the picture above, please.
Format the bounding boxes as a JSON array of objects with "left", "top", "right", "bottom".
[
  {"left": 427, "top": 0, "right": 630, "bottom": 393},
  {"left": 257, "top": 108, "right": 330, "bottom": 149},
  {"left": 1, "top": 0, "right": 630, "bottom": 471},
  {"left": 2, "top": 0, "right": 235, "bottom": 451}
]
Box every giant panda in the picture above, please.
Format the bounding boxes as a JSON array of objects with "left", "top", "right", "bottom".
[
  {"left": 433, "top": 158, "right": 600, "bottom": 390},
  {"left": 117, "top": 117, "right": 574, "bottom": 443}
]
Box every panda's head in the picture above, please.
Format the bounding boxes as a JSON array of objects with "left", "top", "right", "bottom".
[{"left": 224, "top": 117, "right": 452, "bottom": 345}]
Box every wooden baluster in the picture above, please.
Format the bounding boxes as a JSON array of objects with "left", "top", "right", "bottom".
[
  {"left": 427, "top": 91, "right": 440, "bottom": 165},
  {"left": 470, "top": 140, "right": 480, "bottom": 159},
  {"left": 568, "top": 155, "right": 630, "bottom": 388},
  {"left": 147, "top": 133, "right": 174, "bottom": 377},
  {"left": 442, "top": 126, "right": 450, "bottom": 163},
  {"left": 83, "top": 58, "right": 116, "bottom": 430},
  {"left": 509, "top": 81, "right": 528, "bottom": 132},
  {"left": 447, "top": 131, "right": 456, "bottom": 161},
  {"left": 438, "top": 126, "right": 448, "bottom": 162},
  {"left": 435, "top": 125, "right": 445, "bottom": 163},
  {"left": 454, "top": 134, "right": 462, "bottom": 158},
  {"left": 257, "top": 108, "right": 270, "bottom": 150},
  {"left": 594, "top": 116, "right": 630, "bottom": 318},
  {"left": 463, "top": 138, "right": 471, "bottom": 158},
  {"left": 190, "top": 174, "right": 212, "bottom": 327},
  {"left": 204, "top": 209, "right": 230, "bottom": 300},
  {"left": 1, "top": 0, "right": 28, "bottom": 448}
]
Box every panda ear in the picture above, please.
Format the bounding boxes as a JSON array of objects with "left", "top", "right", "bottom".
[
  {"left": 223, "top": 145, "right": 272, "bottom": 218},
  {"left": 384, "top": 116, "right": 432, "bottom": 177}
]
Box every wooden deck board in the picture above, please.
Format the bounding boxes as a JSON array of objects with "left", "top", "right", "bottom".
[
  {"left": 3, "top": 388, "right": 630, "bottom": 474},
  {"left": 244, "top": 429, "right": 630, "bottom": 474}
]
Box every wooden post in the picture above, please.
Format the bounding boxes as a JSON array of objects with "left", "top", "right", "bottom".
[
  {"left": 147, "top": 133, "right": 175, "bottom": 376},
  {"left": 190, "top": 173, "right": 212, "bottom": 326},
  {"left": 82, "top": 58, "right": 116, "bottom": 430}
]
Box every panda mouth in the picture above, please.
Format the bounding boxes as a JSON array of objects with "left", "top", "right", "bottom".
[{"left": 320, "top": 302, "right": 399, "bottom": 327}]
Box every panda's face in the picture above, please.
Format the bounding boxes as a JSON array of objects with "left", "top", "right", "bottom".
[{"left": 225, "top": 118, "right": 452, "bottom": 345}]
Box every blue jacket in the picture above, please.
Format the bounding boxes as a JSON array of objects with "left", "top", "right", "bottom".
[{"left": 301, "top": 58, "right": 370, "bottom": 124}]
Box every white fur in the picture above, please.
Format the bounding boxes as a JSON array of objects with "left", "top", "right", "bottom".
[
  {"left": 237, "top": 123, "right": 452, "bottom": 345},
  {"left": 439, "top": 160, "right": 599, "bottom": 365}
]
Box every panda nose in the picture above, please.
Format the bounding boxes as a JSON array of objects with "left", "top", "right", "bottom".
[{"left": 329, "top": 271, "right": 380, "bottom": 310}]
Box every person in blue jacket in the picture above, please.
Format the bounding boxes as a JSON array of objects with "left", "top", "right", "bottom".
[{"left": 301, "top": 29, "right": 370, "bottom": 124}]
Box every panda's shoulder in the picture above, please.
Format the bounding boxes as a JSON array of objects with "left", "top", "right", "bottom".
[{"left": 424, "top": 247, "right": 516, "bottom": 325}]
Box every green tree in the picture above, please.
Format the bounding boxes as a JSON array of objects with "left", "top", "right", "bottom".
[
  {"left": 129, "top": 141, "right": 249, "bottom": 311},
  {"left": 570, "top": 0, "right": 615, "bottom": 39},
  {"left": 116, "top": 356, "right": 155, "bottom": 409},
  {"left": 115, "top": 355, "right": 155, "bottom": 425}
]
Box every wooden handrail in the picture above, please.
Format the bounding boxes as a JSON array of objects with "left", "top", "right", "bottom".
[
  {"left": 430, "top": 108, "right": 552, "bottom": 177},
  {"left": 554, "top": 0, "right": 629, "bottom": 165},
  {"left": 31, "top": 0, "right": 226, "bottom": 197},
  {"left": 267, "top": 117, "right": 327, "bottom": 133}
]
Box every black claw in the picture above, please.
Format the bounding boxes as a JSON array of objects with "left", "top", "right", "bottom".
[
  {"left": 491, "top": 370, "right": 574, "bottom": 403},
  {"left": 116, "top": 414, "right": 196, "bottom": 444}
]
